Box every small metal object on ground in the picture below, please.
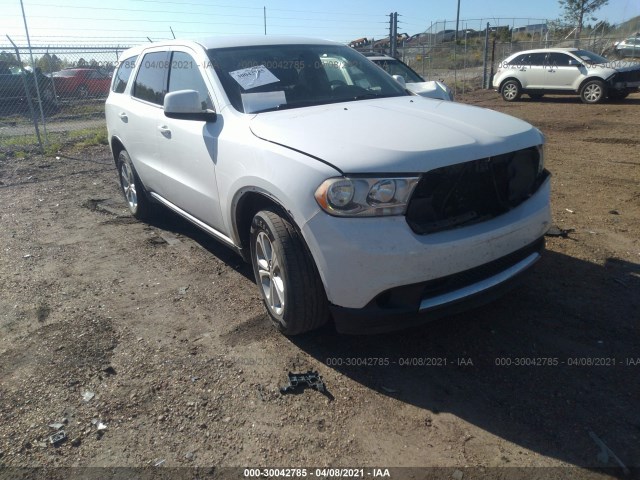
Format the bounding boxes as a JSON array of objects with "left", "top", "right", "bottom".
[
  {"left": 49, "top": 431, "right": 66, "bottom": 446},
  {"left": 545, "top": 226, "right": 575, "bottom": 238},
  {"left": 280, "top": 371, "right": 326, "bottom": 394}
]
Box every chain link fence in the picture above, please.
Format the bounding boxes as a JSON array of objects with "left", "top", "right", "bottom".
[
  {"left": 2, "top": 15, "right": 639, "bottom": 152},
  {"left": 355, "top": 17, "right": 640, "bottom": 96},
  {"left": 0, "top": 43, "right": 130, "bottom": 156}
]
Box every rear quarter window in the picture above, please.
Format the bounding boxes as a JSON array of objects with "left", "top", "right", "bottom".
[{"left": 112, "top": 56, "right": 138, "bottom": 93}]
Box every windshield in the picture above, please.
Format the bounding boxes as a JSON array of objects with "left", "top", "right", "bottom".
[
  {"left": 373, "top": 59, "right": 424, "bottom": 83},
  {"left": 574, "top": 50, "right": 609, "bottom": 65},
  {"left": 207, "top": 44, "right": 408, "bottom": 113}
]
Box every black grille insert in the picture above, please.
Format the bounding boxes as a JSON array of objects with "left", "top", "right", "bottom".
[{"left": 406, "top": 148, "right": 548, "bottom": 235}]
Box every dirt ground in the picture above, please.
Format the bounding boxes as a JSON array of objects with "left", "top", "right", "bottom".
[{"left": 0, "top": 90, "right": 639, "bottom": 479}]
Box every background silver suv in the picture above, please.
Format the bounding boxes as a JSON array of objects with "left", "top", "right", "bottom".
[{"left": 493, "top": 48, "right": 640, "bottom": 103}]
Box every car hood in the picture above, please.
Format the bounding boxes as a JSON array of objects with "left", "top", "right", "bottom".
[
  {"left": 406, "top": 81, "right": 453, "bottom": 101},
  {"left": 249, "top": 96, "right": 542, "bottom": 173}
]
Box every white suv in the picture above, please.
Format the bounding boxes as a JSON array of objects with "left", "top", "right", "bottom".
[
  {"left": 493, "top": 48, "right": 640, "bottom": 103},
  {"left": 106, "top": 36, "right": 551, "bottom": 335}
]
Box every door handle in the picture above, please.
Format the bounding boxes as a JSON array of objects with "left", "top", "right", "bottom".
[
  {"left": 157, "top": 125, "right": 171, "bottom": 137},
  {"left": 118, "top": 112, "right": 128, "bottom": 122}
]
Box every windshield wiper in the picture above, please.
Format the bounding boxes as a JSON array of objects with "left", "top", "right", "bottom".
[{"left": 253, "top": 100, "right": 329, "bottom": 113}]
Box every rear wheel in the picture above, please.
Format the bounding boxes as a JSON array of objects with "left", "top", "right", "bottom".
[
  {"left": 250, "top": 209, "right": 328, "bottom": 335},
  {"left": 580, "top": 79, "right": 606, "bottom": 104},
  {"left": 117, "top": 149, "right": 153, "bottom": 220},
  {"left": 501, "top": 80, "right": 521, "bottom": 102}
]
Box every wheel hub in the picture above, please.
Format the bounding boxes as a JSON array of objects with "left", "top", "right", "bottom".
[{"left": 255, "top": 231, "right": 285, "bottom": 316}]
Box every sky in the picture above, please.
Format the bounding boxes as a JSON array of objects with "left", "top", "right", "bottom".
[{"left": 0, "top": 0, "right": 639, "bottom": 46}]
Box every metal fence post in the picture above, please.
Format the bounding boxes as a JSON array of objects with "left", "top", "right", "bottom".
[{"left": 482, "top": 23, "right": 490, "bottom": 89}]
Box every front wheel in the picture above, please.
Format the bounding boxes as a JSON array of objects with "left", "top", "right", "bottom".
[
  {"left": 250, "top": 209, "right": 328, "bottom": 335},
  {"left": 580, "top": 79, "right": 606, "bottom": 104},
  {"left": 501, "top": 80, "right": 521, "bottom": 102}
]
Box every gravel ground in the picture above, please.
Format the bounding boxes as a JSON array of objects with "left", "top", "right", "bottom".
[{"left": 0, "top": 90, "right": 639, "bottom": 479}]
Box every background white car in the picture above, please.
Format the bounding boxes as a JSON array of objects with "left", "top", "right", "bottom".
[
  {"left": 493, "top": 48, "right": 640, "bottom": 103},
  {"left": 363, "top": 53, "right": 454, "bottom": 101},
  {"left": 106, "top": 36, "right": 550, "bottom": 335}
]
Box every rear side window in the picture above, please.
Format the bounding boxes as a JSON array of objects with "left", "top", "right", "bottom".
[
  {"left": 133, "top": 51, "right": 169, "bottom": 105},
  {"left": 112, "top": 56, "right": 137, "bottom": 93}
]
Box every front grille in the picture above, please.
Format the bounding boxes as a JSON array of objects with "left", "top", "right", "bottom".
[
  {"left": 615, "top": 68, "right": 640, "bottom": 83},
  {"left": 406, "top": 148, "right": 548, "bottom": 235}
]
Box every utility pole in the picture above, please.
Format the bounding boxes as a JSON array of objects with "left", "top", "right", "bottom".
[{"left": 389, "top": 12, "right": 398, "bottom": 57}]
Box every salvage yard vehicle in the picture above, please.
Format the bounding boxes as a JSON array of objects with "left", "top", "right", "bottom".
[
  {"left": 0, "top": 62, "right": 56, "bottom": 106},
  {"left": 52, "top": 68, "right": 112, "bottom": 98},
  {"left": 106, "top": 36, "right": 551, "bottom": 335},
  {"left": 362, "top": 53, "right": 454, "bottom": 101},
  {"left": 493, "top": 48, "right": 640, "bottom": 103}
]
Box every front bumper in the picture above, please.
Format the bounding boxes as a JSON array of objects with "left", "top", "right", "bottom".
[{"left": 329, "top": 237, "right": 544, "bottom": 334}]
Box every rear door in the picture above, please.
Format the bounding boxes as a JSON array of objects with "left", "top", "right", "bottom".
[
  {"left": 126, "top": 49, "right": 170, "bottom": 191},
  {"left": 517, "top": 53, "right": 547, "bottom": 89}
]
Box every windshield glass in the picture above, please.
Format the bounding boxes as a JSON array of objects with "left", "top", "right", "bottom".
[
  {"left": 208, "top": 44, "right": 408, "bottom": 113},
  {"left": 574, "top": 50, "right": 609, "bottom": 65},
  {"left": 372, "top": 59, "right": 424, "bottom": 83}
]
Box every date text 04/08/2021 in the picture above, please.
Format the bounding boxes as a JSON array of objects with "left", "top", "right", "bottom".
[
  {"left": 324, "top": 357, "right": 474, "bottom": 367},
  {"left": 243, "top": 468, "right": 391, "bottom": 478}
]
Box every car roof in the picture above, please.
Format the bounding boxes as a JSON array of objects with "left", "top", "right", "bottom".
[
  {"left": 509, "top": 48, "right": 581, "bottom": 56},
  {"left": 118, "top": 35, "right": 343, "bottom": 58}
]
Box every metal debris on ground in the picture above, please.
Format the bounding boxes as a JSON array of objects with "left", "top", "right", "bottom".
[
  {"left": 82, "top": 391, "right": 95, "bottom": 402},
  {"left": 153, "top": 458, "right": 166, "bottom": 467},
  {"left": 48, "top": 422, "right": 64, "bottom": 430},
  {"left": 545, "top": 226, "right": 575, "bottom": 238},
  {"left": 158, "top": 231, "right": 181, "bottom": 246},
  {"left": 178, "top": 286, "right": 189, "bottom": 295},
  {"left": 49, "top": 431, "right": 67, "bottom": 445},
  {"left": 280, "top": 371, "right": 326, "bottom": 395}
]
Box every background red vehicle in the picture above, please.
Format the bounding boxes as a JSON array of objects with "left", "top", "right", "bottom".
[{"left": 51, "top": 68, "right": 111, "bottom": 98}]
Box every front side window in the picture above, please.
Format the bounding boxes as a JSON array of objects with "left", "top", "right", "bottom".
[
  {"left": 208, "top": 44, "right": 407, "bottom": 113},
  {"left": 547, "top": 53, "right": 573, "bottom": 67},
  {"left": 112, "top": 56, "right": 137, "bottom": 93},
  {"left": 133, "top": 51, "right": 169, "bottom": 104},
  {"left": 168, "top": 51, "right": 213, "bottom": 110}
]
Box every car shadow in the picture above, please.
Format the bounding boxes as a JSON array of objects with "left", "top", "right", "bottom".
[
  {"left": 287, "top": 249, "right": 640, "bottom": 471},
  {"left": 145, "top": 204, "right": 254, "bottom": 282}
]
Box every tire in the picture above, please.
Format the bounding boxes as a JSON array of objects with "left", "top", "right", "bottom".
[
  {"left": 117, "top": 149, "right": 153, "bottom": 220},
  {"left": 250, "top": 209, "right": 328, "bottom": 335},
  {"left": 501, "top": 79, "right": 521, "bottom": 102},
  {"left": 580, "top": 79, "right": 606, "bottom": 104},
  {"left": 528, "top": 93, "right": 544, "bottom": 100},
  {"left": 77, "top": 85, "right": 89, "bottom": 98}
]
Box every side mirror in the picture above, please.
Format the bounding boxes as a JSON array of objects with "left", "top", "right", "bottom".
[
  {"left": 164, "top": 89, "right": 216, "bottom": 122},
  {"left": 392, "top": 74, "right": 406, "bottom": 88}
]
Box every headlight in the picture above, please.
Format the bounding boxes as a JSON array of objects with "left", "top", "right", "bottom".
[
  {"left": 315, "top": 176, "right": 419, "bottom": 217},
  {"left": 536, "top": 144, "right": 544, "bottom": 174}
]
